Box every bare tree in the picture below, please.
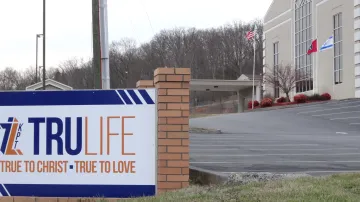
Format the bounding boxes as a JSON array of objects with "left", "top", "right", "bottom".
[
  {"left": 0, "top": 67, "right": 21, "bottom": 90},
  {"left": 263, "top": 63, "right": 299, "bottom": 102},
  {"left": 16, "top": 67, "right": 37, "bottom": 90},
  {"left": 0, "top": 20, "right": 264, "bottom": 109}
]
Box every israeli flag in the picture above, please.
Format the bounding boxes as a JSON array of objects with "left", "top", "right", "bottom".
[{"left": 320, "top": 36, "right": 334, "bottom": 51}]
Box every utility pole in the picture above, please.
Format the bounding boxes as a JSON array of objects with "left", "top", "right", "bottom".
[
  {"left": 92, "top": 0, "right": 102, "bottom": 89},
  {"left": 99, "top": 0, "right": 110, "bottom": 89},
  {"left": 42, "top": 0, "right": 46, "bottom": 90}
]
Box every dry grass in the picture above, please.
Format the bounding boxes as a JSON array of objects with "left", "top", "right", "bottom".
[{"left": 110, "top": 173, "right": 360, "bottom": 202}]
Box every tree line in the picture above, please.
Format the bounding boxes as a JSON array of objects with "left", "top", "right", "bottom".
[{"left": 0, "top": 20, "right": 264, "bottom": 105}]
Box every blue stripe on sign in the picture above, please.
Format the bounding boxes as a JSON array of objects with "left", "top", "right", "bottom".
[
  {"left": 4, "top": 184, "right": 155, "bottom": 198},
  {"left": 0, "top": 90, "right": 125, "bottom": 106},
  {"left": 127, "top": 90, "right": 143, "bottom": 104},
  {"left": 138, "top": 90, "right": 155, "bottom": 104},
  {"left": 118, "top": 90, "right": 133, "bottom": 105},
  {"left": 0, "top": 124, "right": 11, "bottom": 154},
  {"left": 0, "top": 185, "right": 8, "bottom": 196}
]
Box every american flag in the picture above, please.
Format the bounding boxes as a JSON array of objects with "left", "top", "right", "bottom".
[{"left": 246, "top": 31, "right": 255, "bottom": 40}]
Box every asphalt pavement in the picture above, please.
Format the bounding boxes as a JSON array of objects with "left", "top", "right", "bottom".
[{"left": 189, "top": 99, "right": 360, "bottom": 176}]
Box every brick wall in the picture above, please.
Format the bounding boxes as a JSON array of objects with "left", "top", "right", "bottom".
[{"left": 153, "top": 68, "right": 190, "bottom": 193}]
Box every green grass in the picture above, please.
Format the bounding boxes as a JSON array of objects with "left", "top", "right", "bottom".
[{"left": 114, "top": 173, "right": 360, "bottom": 202}]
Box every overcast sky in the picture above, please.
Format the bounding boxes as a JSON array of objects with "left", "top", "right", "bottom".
[{"left": 0, "top": 0, "right": 272, "bottom": 71}]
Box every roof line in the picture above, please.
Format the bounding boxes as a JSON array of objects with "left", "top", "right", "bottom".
[{"left": 26, "top": 79, "right": 73, "bottom": 90}]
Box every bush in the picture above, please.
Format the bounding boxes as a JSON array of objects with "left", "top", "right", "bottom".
[
  {"left": 248, "top": 100, "right": 259, "bottom": 109},
  {"left": 260, "top": 98, "right": 273, "bottom": 108},
  {"left": 307, "top": 93, "right": 323, "bottom": 101},
  {"left": 263, "top": 93, "right": 275, "bottom": 103},
  {"left": 294, "top": 94, "right": 308, "bottom": 103},
  {"left": 277, "top": 97, "right": 287, "bottom": 103},
  {"left": 321, "top": 93, "right": 331, "bottom": 100}
]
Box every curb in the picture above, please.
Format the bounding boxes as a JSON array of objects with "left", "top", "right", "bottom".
[
  {"left": 189, "top": 128, "right": 222, "bottom": 134},
  {"left": 189, "top": 166, "right": 228, "bottom": 185}
]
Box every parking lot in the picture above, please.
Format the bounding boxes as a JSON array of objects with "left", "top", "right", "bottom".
[{"left": 190, "top": 99, "right": 360, "bottom": 175}]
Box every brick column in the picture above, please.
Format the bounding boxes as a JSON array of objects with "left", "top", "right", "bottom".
[
  {"left": 154, "top": 68, "right": 190, "bottom": 193},
  {"left": 136, "top": 80, "right": 154, "bottom": 88}
]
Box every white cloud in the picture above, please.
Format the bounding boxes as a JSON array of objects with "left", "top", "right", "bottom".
[{"left": 0, "top": 0, "right": 271, "bottom": 70}]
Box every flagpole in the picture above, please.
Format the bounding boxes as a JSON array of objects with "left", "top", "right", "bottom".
[
  {"left": 252, "top": 26, "right": 256, "bottom": 109},
  {"left": 316, "top": 39, "right": 319, "bottom": 95},
  {"left": 313, "top": 46, "right": 316, "bottom": 95}
]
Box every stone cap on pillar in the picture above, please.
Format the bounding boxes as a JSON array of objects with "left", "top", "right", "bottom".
[
  {"left": 154, "top": 68, "right": 191, "bottom": 84},
  {"left": 136, "top": 80, "right": 154, "bottom": 88}
]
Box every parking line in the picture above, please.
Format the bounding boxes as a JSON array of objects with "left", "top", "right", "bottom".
[
  {"left": 220, "top": 170, "right": 360, "bottom": 174},
  {"left": 190, "top": 160, "right": 360, "bottom": 164},
  {"left": 297, "top": 105, "right": 360, "bottom": 114},
  {"left": 330, "top": 117, "right": 360, "bottom": 121},
  {"left": 190, "top": 137, "right": 245, "bottom": 140},
  {"left": 234, "top": 148, "right": 359, "bottom": 151},
  {"left": 191, "top": 140, "right": 304, "bottom": 143},
  {"left": 190, "top": 148, "right": 239, "bottom": 151},
  {"left": 191, "top": 153, "right": 360, "bottom": 157},
  {"left": 336, "top": 132, "right": 348, "bottom": 135},
  {"left": 312, "top": 111, "right": 360, "bottom": 117},
  {"left": 190, "top": 144, "right": 320, "bottom": 147}
]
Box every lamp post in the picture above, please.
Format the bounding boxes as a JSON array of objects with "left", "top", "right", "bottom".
[{"left": 36, "top": 34, "right": 43, "bottom": 83}]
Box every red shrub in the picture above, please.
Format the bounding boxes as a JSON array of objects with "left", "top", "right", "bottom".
[
  {"left": 260, "top": 98, "right": 273, "bottom": 108},
  {"left": 294, "top": 94, "right": 308, "bottom": 103},
  {"left": 277, "top": 97, "right": 287, "bottom": 103},
  {"left": 321, "top": 93, "right": 331, "bottom": 100},
  {"left": 248, "top": 100, "right": 259, "bottom": 109},
  {"left": 195, "top": 107, "right": 207, "bottom": 113}
]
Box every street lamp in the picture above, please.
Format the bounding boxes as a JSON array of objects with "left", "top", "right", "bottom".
[{"left": 36, "top": 34, "right": 43, "bottom": 83}]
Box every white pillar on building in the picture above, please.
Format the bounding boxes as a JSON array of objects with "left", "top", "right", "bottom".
[
  {"left": 237, "top": 90, "right": 245, "bottom": 113},
  {"left": 354, "top": 0, "right": 360, "bottom": 97},
  {"left": 256, "top": 85, "right": 261, "bottom": 101}
]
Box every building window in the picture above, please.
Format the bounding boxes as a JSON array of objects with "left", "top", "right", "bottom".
[
  {"left": 295, "top": 0, "right": 313, "bottom": 93},
  {"left": 273, "top": 42, "right": 280, "bottom": 97},
  {"left": 334, "top": 13, "right": 343, "bottom": 84}
]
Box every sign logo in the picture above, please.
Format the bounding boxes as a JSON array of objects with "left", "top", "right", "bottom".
[{"left": 0, "top": 117, "right": 23, "bottom": 155}]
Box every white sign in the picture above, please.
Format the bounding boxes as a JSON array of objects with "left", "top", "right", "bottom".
[{"left": 0, "top": 89, "right": 157, "bottom": 198}]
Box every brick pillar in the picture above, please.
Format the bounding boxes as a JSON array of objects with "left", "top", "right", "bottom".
[
  {"left": 154, "top": 68, "right": 190, "bottom": 193},
  {"left": 136, "top": 80, "right": 154, "bottom": 88}
]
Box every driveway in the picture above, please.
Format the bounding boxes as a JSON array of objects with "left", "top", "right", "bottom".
[{"left": 190, "top": 99, "right": 360, "bottom": 175}]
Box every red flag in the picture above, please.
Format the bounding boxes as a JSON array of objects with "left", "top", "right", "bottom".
[{"left": 307, "top": 39, "right": 318, "bottom": 55}]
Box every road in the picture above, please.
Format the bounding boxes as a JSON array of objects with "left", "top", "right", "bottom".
[{"left": 189, "top": 99, "right": 360, "bottom": 175}]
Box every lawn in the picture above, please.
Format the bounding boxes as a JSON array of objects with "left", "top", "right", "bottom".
[{"left": 120, "top": 173, "right": 360, "bottom": 202}]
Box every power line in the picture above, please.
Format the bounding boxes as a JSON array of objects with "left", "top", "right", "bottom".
[{"left": 138, "top": 0, "right": 155, "bottom": 34}]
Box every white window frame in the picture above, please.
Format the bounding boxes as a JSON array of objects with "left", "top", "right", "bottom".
[
  {"left": 333, "top": 13, "right": 343, "bottom": 85},
  {"left": 294, "top": 0, "right": 313, "bottom": 93},
  {"left": 273, "top": 42, "right": 280, "bottom": 97}
]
